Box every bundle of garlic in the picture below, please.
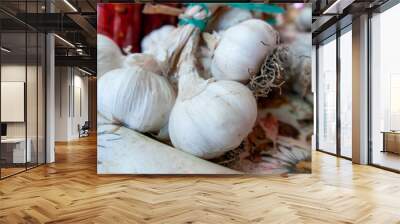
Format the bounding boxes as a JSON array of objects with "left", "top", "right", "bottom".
[
  {"left": 206, "top": 19, "right": 279, "bottom": 82},
  {"left": 97, "top": 34, "right": 125, "bottom": 78},
  {"left": 169, "top": 29, "right": 258, "bottom": 159},
  {"left": 97, "top": 4, "right": 216, "bottom": 136}
]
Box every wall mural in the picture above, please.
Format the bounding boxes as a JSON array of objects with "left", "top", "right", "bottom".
[{"left": 97, "top": 3, "right": 313, "bottom": 174}]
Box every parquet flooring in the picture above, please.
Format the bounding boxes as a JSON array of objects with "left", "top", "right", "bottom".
[{"left": 0, "top": 135, "right": 400, "bottom": 223}]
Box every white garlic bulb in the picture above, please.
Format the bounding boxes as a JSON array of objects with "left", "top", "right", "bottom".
[
  {"left": 97, "top": 34, "right": 124, "bottom": 78},
  {"left": 169, "top": 33, "right": 257, "bottom": 159},
  {"left": 295, "top": 7, "right": 312, "bottom": 32},
  {"left": 98, "top": 55, "right": 175, "bottom": 133},
  {"left": 210, "top": 19, "right": 278, "bottom": 82},
  {"left": 206, "top": 7, "right": 252, "bottom": 32},
  {"left": 141, "top": 25, "right": 176, "bottom": 54}
]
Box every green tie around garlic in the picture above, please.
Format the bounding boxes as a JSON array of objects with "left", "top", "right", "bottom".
[{"left": 169, "top": 30, "right": 258, "bottom": 159}]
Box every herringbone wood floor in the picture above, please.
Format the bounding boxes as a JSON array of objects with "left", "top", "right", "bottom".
[{"left": 0, "top": 136, "right": 399, "bottom": 224}]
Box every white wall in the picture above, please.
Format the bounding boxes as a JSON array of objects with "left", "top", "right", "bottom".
[
  {"left": 55, "top": 67, "right": 89, "bottom": 141},
  {"left": 1, "top": 65, "right": 39, "bottom": 138}
]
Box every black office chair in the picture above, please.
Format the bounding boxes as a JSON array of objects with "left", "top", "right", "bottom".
[{"left": 79, "top": 121, "right": 90, "bottom": 138}]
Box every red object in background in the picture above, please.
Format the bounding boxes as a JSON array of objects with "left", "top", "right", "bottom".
[{"left": 97, "top": 4, "right": 179, "bottom": 53}]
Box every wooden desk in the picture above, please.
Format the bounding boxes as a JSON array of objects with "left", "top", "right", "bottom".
[
  {"left": 1, "top": 138, "right": 31, "bottom": 163},
  {"left": 381, "top": 131, "right": 400, "bottom": 155}
]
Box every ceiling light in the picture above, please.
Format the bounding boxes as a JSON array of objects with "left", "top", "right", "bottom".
[
  {"left": 322, "top": 0, "right": 355, "bottom": 15},
  {"left": 63, "top": 0, "right": 78, "bottom": 12},
  {"left": 78, "top": 67, "right": 92, "bottom": 76},
  {"left": 54, "top": 34, "right": 75, "bottom": 48},
  {"left": 1, "top": 47, "right": 11, "bottom": 53},
  {"left": 323, "top": 1, "right": 340, "bottom": 14}
]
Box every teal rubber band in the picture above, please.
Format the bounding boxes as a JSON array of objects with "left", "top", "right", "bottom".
[
  {"left": 188, "top": 3, "right": 209, "bottom": 16},
  {"left": 266, "top": 18, "right": 278, "bottom": 25},
  {"left": 179, "top": 3, "right": 210, "bottom": 31},
  {"left": 228, "top": 3, "right": 284, "bottom": 14},
  {"left": 179, "top": 17, "right": 207, "bottom": 31}
]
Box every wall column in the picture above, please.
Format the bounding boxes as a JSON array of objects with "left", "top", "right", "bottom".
[
  {"left": 352, "top": 14, "right": 369, "bottom": 164},
  {"left": 46, "top": 32, "right": 55, "bottom": 163}
]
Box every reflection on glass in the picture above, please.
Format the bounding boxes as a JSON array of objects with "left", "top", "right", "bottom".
[
  {"left": 371, "top": 4, "right": 400, "bottom": 171},
  {"left": 1, "top": 32, "right": 27, "bottom": 177},
  {"left": 340, "top": 30, "right": 352, "bottom": 158},
  {"left": 0, "top": 0, "right": 47, "bottom": 179},
  {"left": 318, "top": 38, "right": 337, "bottom": 154}
]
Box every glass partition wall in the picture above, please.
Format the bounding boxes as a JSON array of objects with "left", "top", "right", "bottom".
[
  {"left": 316, "top": 27, "right": 352, "bottom": 159},
  {"left": 370, "top": 3, "right": 400, "bottom": 172},
  {"left": 339, "top": 28, "right": 352, "bottom": 159},
  {"left": 317, "top": 36, "right": 337, "bottom": 155},
  {"left": 0, "top": 2, "right": 46, "bottom": 179}
]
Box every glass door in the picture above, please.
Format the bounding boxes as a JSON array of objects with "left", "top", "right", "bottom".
[
  {"left": 339, "top": 27, "right": 352, "bottom": 158},
  {"left": 0, "top": 0, "right": 47, "bottom": 179},
  {"left": 370, "top": 3, "right": 400, "bottom": 171},
  {"left": 317, "top": 36, "right": 337, "bottom": 154},
  {"left": 1, "top": 31, "right": 28, "bottom": 178}
]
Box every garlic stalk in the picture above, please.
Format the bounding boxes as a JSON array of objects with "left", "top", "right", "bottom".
[
  {"left": 209, "top": 19, "right": 278, "bottom": 82},
  {"left": 169, "top": 30, "right": 258, "bottom": 159}
]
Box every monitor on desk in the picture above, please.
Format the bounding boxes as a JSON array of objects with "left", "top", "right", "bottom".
[{"left": 1, "top": 123, "right": 7, "bottom": 138}]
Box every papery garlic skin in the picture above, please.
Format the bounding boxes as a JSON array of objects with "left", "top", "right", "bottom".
[
  {"left": 97, "top": 34, "right": 124, "bottom": 78},
  {"left": 211, "top": 19, "right": 278, "bottom": 82},
  {"left": 122, "top": 53, "right": 163, "bottom": 75},
  {"left": 98, "top": 66, "right": 175, "bottom": 133},
  {"left": 169, "top": 77, "right": 257, "bottom": 159},
  {"left": 206, "top": 7, "right": 252, "bottom": 32},
  {"left": 141, "top": 25, "right": 175, "bottom": 54}
]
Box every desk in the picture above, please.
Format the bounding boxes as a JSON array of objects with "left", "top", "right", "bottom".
[
  {"left": 382, "top": 131, "right": 400, "bottom": 155},
  {"left": 1, "top": 138, "right": 31, "bottom": 163}
]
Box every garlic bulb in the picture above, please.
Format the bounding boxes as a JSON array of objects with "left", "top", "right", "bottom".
[
  {"left": 210, "top": 19, "right": 278, "bottom": 82},
  {"left": 141, "top": 25, "right": 176, "bottom": 54},
  {"left": 169, "top": 32, "right": 257, "bottom": 159},
  {"left": 97, "top": 34, "right": 124, "bottom": 78},
  {"left": 295, "top": 7, "right": 312, "bottom": 32},
  {"left": 98, "top": 55, "right": 175, "bottom": 133},
  {"left": 206, "top": 7, "right": 252, "bottom": 32},
  {"left": 277, "top": 33, "right": 311, "bottom": 96}
]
